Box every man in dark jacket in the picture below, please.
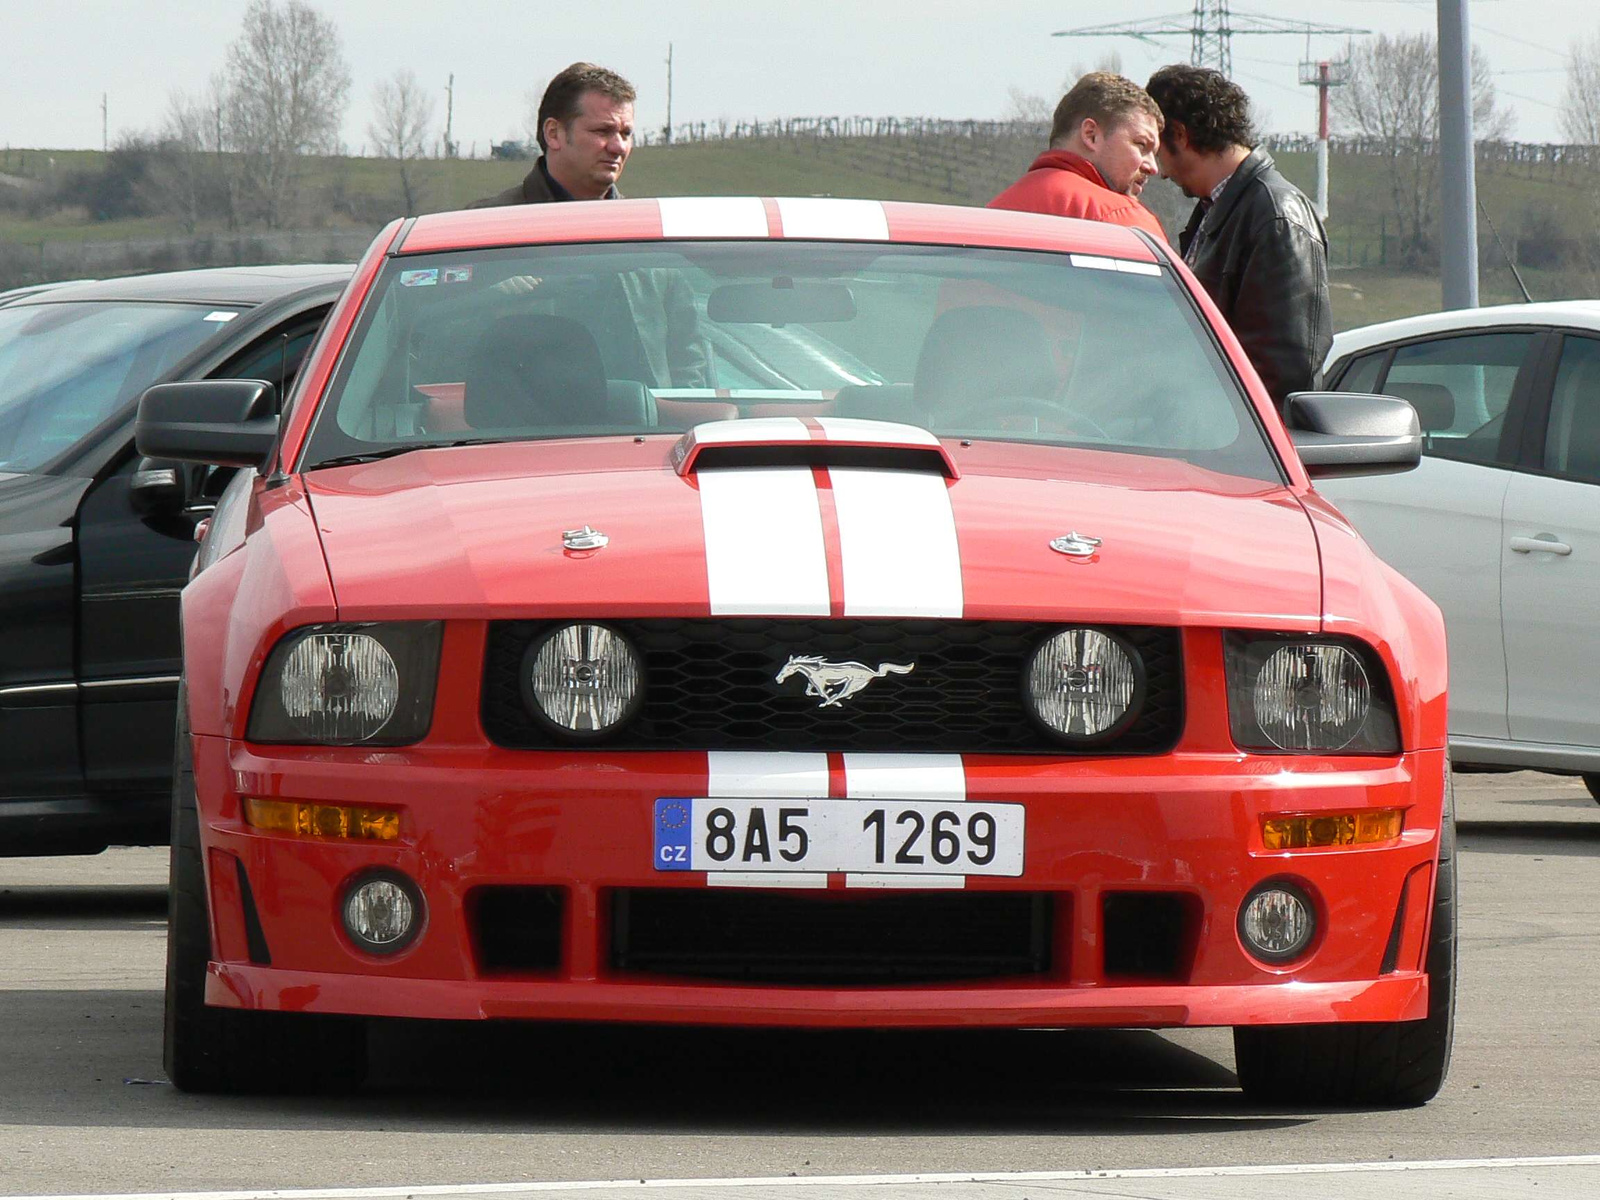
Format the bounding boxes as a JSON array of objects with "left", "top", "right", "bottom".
[
  {"left": 469, "top": 62, "right": 708, "bottom": 388},
  {"left": 1144, "top": 65, "right": 1331, "bottom": 407}
]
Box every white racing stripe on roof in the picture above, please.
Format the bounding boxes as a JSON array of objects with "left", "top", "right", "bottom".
[
  {"left": 24, "top": 1156, "right": 1600, "bottom": 1200},
  {"left": 1069, "top": 254, "right": 1162, "bottom": 276},
  {"left": 830, "top": 468, "right": 963, "bottom": 619},
  {"left": 775, "top": 197, "right": 890, "bottom": 241},
  {"left": 698, "top": 467, "right": 830, "bottom": 616},
  {"left": 814, "top": 417, "right": 939, "bottom": 446},
  {"left": 657, "top": 197, "right": 769, "bottom": 239}
]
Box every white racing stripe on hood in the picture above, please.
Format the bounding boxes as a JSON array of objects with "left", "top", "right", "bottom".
[
  {"left": 699, "top": 467, "right": 831, "bottom": 616},
  {"left": 830, "top": 468, "right": 964, "bottom": 618}
]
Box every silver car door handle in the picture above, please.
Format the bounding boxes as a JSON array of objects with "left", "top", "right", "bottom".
[{"left": 1509, "top": 536, "right": 1572, "bottom": 556}]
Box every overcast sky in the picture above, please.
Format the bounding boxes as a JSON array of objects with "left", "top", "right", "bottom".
[{"left": 1, "top": 0, "right": 1590, "bottom": 154}]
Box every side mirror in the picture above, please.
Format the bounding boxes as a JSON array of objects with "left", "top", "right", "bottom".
[
  {"left": 1285, "top": 391, "right": 1421, "bottom": 479},
  {"left": 128, "top": 456, "right": 187, "bottom": 515},
  {"left": 135, "top": 379, "right": 279, "bottom": 469}
]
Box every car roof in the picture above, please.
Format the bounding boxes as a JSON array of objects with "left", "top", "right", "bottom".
[
  {"left": 1329, "top": 300, "right": 1600, "bottom": 363},
  {"left": 401, "top": 197, "right": 1163, "bottom": 261},
  {"left": 6, "top": 263, "right": 354, "bottom": 307}
]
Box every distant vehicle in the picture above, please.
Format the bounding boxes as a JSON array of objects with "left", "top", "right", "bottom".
[
  {"left": 0, "top": 264, "right": 353, "bottom": 856},
  {"left": 1320, "top": 302, "right": 1600, "bottom": 800},
  {"left": 141, "top": 198, "right": 1452, "bottom": 1107}
]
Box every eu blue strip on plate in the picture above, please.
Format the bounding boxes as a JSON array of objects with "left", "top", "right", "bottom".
[{"left": 654, "top": 797, "right": 693, "bottom": 870}]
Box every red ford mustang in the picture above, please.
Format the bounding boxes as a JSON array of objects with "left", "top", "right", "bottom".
[{"left": 137, "top": 197, "right": 1450, "bottom": 1104}]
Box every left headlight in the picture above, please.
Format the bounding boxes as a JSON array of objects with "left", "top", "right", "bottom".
[
  {"left": 247, "top": 621, "right": 443, "bottom": 745},
  {"left": 520, "top": 622, "right": 644, "bottom": 739},
  {"left": 1224, "top": 633, "right": 1401, "bottom": 754}
]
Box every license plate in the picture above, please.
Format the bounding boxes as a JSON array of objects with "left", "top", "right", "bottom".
[{"left": 652, "top": 797, "right": 1024, "bottom": 876}]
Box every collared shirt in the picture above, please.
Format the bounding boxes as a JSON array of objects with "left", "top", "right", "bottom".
[
  {"left": 537, "top": 157, "right": 619, "bottom": 202},
  {"left": 1184, "top": 168, "right": 1243, "bottom": 265}
]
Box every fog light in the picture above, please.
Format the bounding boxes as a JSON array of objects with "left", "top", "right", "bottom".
[
  {"left": 341, "top": 873, "right": 422, "bottom": 955},
  {"left": 1238, "top": 881, "right": 1316, "bottom": 962}
]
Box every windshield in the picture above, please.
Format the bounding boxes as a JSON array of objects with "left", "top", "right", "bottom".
[
  {"left": 0, "top": 301, "right": 239, "bottom": 472},
  {"left": 304, "top": 242, "right": 1278, "bottom": 482}
]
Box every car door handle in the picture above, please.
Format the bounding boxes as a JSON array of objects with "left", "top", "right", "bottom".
[{"left": 1509, "top": 535, "right": 1572, "bottom": 556}]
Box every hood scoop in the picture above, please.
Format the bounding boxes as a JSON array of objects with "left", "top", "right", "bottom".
[{"left": 671, "top": 416, "right": 958, "bottom": 478}]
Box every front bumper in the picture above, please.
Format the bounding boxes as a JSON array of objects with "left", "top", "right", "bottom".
[{"left": 194, "top": 738, "right": 1446, "bottom": 1029}]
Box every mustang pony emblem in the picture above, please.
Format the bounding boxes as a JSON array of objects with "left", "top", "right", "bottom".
[{"left": 775, "top": 656, "right": 915, "bottom": 708}]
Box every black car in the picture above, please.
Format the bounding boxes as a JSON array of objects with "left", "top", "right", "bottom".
[{"left": 0, "top": 264, "right": 353, "bottom": 856}]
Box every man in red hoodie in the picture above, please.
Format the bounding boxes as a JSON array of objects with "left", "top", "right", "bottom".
[{"left": 989, "top": 72, "right": 1167, "bottom": 243}]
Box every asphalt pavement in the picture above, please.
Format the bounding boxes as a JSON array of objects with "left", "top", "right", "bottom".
[{"left": 1, "top": 771, "right": 1597, "bottom": 1198}]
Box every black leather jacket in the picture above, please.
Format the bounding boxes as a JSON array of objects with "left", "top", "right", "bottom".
[
  {"left": 1178, "top": 149, "right": 1332, "bottom": 405},
  {"left": 467, "top": 161, "right": 709, "bottom": 388}
]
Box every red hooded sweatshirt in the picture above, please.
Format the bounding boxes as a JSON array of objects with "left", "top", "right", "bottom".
[{"left": 989, "top": 150, "right": 1168, "bottom": 243}]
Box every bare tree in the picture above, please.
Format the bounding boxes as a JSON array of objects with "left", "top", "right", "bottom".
[
  {"left": 368, "top": 69, "right": 436, "bottom": 214},
  {"left": 1334, "top": 32, "right": 1510, "bottom": 266},
  {"left": 1562, "top": 28, "right": 1600, "bottom": 145},
  {"left": 152, "top": 77, "right": 237, "bottom": 231},
  {"left": 223, "top": 0, "right": 351, "bottom": 228}
]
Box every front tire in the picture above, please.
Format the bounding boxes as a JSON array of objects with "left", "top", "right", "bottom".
[
  {"left": 1581, "top": 773, "right": 1600, "bottom": 805},
  {"left": 163, "top": 685, "right": 368, "bottom": 1093},
  {"left": 1233, "top": 766, "right": 1457, "bottom": 1107}
]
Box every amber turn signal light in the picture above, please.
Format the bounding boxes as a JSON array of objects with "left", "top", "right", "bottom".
[
  {"left": 1261, "top": 809, "right": 1403, "bottom": 850},
  {"left": 244, "top": 798, "right": 400, "bottom": 841}
]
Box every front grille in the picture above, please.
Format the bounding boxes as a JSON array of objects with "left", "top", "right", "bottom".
[
  {"left": 611, "top": 888, "right": 1054, "bottom": 984},
  {"left": 470, "top": 886, "right": 564, "bottom": 974},
  {"left": 482, "top": 619, "right": 1182, "bottom": 753},
  {"left": 1101, "top": 892, "right": 1200, "bottom": 981}
]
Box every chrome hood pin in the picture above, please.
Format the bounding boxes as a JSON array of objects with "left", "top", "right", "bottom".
[
  {"left": 1050, "top": 532, "right": 1102, "bottom": 558},
  {"left": 562, "top": 525, "right": 609, "bottom": 551}
]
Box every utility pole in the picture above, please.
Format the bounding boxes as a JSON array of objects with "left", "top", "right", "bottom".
[
  {"left": 1438, "top": 0, "right": 1479, "bottom": 309},
  {"left": 1054, "top": 5, "right": 1367, "bottom": 77},
  {"left": 444, "top": 73, "right": 456, "bottom": 158},
  {"left": 101, "top": 93, "right": 107, "bottom": 152},
  {"left": 665, "top": 43, "right": 674, "bottom": 146},
  {"left": 1298, "top": 57, "right": 1348, "bottom": 219}
]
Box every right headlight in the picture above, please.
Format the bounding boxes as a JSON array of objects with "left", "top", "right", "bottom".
[
  {"left": 1224, "top": 633, "right": 1401, "bottom": 754},
  {"left": 1024, "top": 627, "right": 1144, "bottom": 743},
  {"left": 247, "top": 621, "right": 442, "bottom": 745}
]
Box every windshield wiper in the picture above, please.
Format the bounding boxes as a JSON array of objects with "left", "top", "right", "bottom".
[{"left": 306, "top": 439, "right": 501, "bottom": 470}]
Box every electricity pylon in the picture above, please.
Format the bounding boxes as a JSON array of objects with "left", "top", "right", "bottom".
[{"left": 1053, "top": 1, "right": 1368, "bottom": 79}]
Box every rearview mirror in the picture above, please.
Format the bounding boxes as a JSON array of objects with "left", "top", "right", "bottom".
[
  {"left": 707, "top": 280, "right": 856, "bottom": 324},
  {"left": 1285, "top": 391, "right": 1421, "bottom": 479},
  {"left": 135, "top": 379, "right": 279, "bottom": 469}
]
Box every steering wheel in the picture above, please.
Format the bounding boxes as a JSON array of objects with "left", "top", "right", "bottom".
[{"left": 937, "top": 395, "right": 1111, "bottom": 440}]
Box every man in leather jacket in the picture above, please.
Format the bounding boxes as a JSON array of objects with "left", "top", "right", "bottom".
[
  {"left": 468, "top": 63, "right": 709, "bottom": 389},
  {"left": 1144, "top": 65, "right": 1331, "bottom": 407}
]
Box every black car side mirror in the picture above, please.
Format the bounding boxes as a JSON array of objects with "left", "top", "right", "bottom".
[
  {"left": 135, "top": 379, "right": 279, "bottom": 469},
  {"left": 1285, "top": 391, "right": 1422, "bottom": 479}
]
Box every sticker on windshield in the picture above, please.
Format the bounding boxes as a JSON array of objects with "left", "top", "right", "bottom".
[
  {"left": 399, "top": 268, "right": 440, "bottom": 288},
  {"left": 202, "top": 311, "right": 239, "bottom": 322},
  {"left": 442, "top": 265, "right": 473, "bottom": 284}
]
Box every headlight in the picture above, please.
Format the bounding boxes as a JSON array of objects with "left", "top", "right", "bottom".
[
  {"left": 247, "top": 621, "right": 442, "bottom": 745},
  {"left": 521, "top": 622, "right": 643, "bottom": 738},
  {"left": 1224, "top": 634, "right": 1400, "bottom": 754},
  {"left": 1024, "top": 627, "right": 1143, "bottom": 742}
]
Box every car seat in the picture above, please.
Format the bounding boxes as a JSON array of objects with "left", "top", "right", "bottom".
[
  {"left": 911, "top": 305, "right": 1058, "bottom": 423},
  {"left": 463, "top": 313, "right": 610, "bottom": 431}
]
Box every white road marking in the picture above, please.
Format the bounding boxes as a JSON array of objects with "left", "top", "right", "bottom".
[
  {"left": 775, "top": 197, "right": 889, "bottom": 241},
  {"left": 18, "top": 1156, "right": 1600, "bottom": 1200},
  {"left": 698, "top": 468, "right": 830, "bottom": 616},
  {"left": 657, "top": 197, "right": 769, "bottom": 239},
  {"left": 830, "top": 468, "right": 963, "bottom": 618}
]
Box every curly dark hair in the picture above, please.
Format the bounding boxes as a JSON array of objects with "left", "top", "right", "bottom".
[
  {"left": 537, "top": 62, "right": 637, "bottom": 152},
  {"left": 1144, "top": 65, "right": 1257, "bottom": 154}
]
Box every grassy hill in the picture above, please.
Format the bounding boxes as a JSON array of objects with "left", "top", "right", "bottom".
[{"left": 3, "top": 135, "right": 1595, "bottom": 329}]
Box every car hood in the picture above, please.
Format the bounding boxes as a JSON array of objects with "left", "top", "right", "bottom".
[{"left": 303, "top": 438, "right": 1321, "bottom": 627}]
